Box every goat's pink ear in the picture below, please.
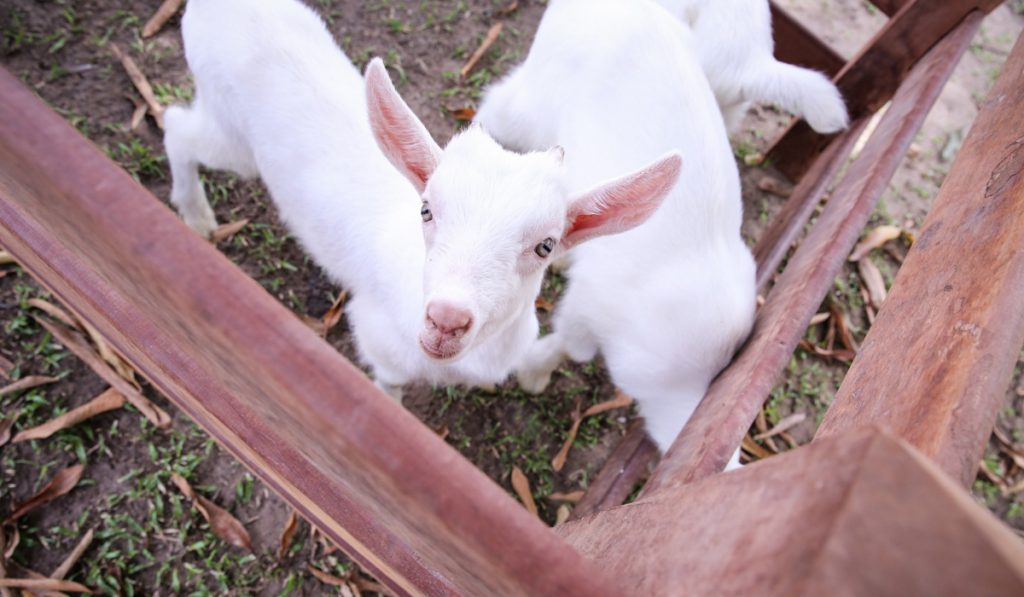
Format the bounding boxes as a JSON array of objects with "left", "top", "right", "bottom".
[
  {"left": 563, "top": 152, "right": 682, "bottom": 249},
  {"left": 365, "top": 58, "right": 442, "bottom": 193}
]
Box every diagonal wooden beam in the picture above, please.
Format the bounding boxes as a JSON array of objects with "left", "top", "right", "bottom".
[
  {"left": 641, "top": 12, "right": 982, "bottom": 495},
  {"left": 0, "top": 66, "right": 619, "bottom": 596},
  {"left": 768, "top": 1, "right": 1001, "bottom": 180},
  {"left": 816, "top": 29, "right": 1024, "bottom": 488},
  {"left": 558, "top": 429, "right": 1024, "bottom": 596},
  {"left": 769, "top": 2, "right": 845, "bottom": 77}
]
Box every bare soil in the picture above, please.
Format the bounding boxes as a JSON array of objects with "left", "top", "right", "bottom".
[{"left": 0, "top": 0, "right": 1022, "bottom": 594}]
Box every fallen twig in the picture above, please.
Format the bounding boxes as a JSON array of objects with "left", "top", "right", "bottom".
[
  {"left": 460, "top": 22, "right": 503, "bottom": 79},
  {"left": 0, "top": 376, "right": 57, "bottom": 398},
  {"left": 142, "top": 0, "right": 185, "bottom": 38},
  {"left": 109, "top": 44, "right": 164, "bottom": 129}
]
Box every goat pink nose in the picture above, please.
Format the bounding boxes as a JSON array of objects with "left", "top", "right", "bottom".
[{"left": 426, "top": 302, "right": 473, "bottom": 336}]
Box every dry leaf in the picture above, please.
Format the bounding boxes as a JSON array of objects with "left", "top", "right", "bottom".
[
  {"left": 306, "top": 564, "right": 350, "bottom": 587},
  {"left": 582, "top": 391, "right": 634, "bottom": 418},
  {"left": 757, "top": 176, "right": 791, "bottom": 197},
  {"left": 4, "top": 524, "right": 18, "bottom": 560},
  {"left": 857, "top": 259, "right": 887, "bottom": 310},
  {"left": 460, "top": 22, "right": 504, "bottom": 79},
  {"left": 755, "top": 409, "right": 779, "bottom": 453},
  {"left": 798, "top": 340, "right": 855, "bottom": 363},
  {"left": 498, "top": 0, "right": 519, "bottom": 16},
  {"left": 979, "top": 463, "right": 1009, "bottom": 495},
  {"left": 13, "top": 389, "right": 125, "bottom": 443},
  {"left": 211, "top": 219, "right": 250, "bottom": 244},
  {"left": 849, "top": 225, "right": 902, "bottom": 262},
  {"left": 534, "top": 297, "right": 554, "bottom": 313},
  {"left": 0, "top": 578, "right": 91, "bottom": 593},
  {"left": 0, "top": 251, "right": 14, "bottom": 266},
  {"left": 142, "top": 0, "right": 185, "bottom": 38},
  {"left": 0, "top": 376, "right": 57, "bottom": 398},
  {"left": 51, "top": 527, "right": 94, "bottom": 580},
  {"left": 547, "top": 491, "right": 584, "bottom": 503},
  {"left": 552, "top": 398, "right": 583, "bottom": 472},
  {"left": 754, "top": 412, "right": 807, "bottom": 441},
  {"left": 0, "top": 354, "right": 13, "bottom": 380},
  {"left": 808, "top": 312, "right": 830, "bottom": 326},
  {"left": 828, "top": 300, "right": 859, "bottom": 353},
  {"left": 109, "top": 44, "right": 164, "bottom": 129},
  {"left": 130, "top": 100, "right": 148, "bottom": 132},
  {"left": 555, "top": 504, "right": 571, "bottom": 526},
  {"left": 321, "top": 290, "right": 348, "bottom": 335},
  {"left": 5, "top": 465, "right": 85, "bottom": 525},
  {"left": 35, "top": 318, "right": 170, "bottom": 428},
  {"left": 510, "top": 466, "right": 538, "bottom": 518},
  {"left": 78, "top": 318, "right": 138, "bottom": 387},
  {"left": 0, "top": 412, "right": 18, "bottom": 447},
  {"left": 741, "top": 435, "right": 773, "bottom": 461},
  {"left": 448, "top": 106, "right": 477, "bottom": 121},
  {"left": 27, "top": 299, "right": 81, "bottom": 331},
  {"left": 434, "top": 424, "right": 450, "bottom": 441},
  {"left": 352, "top": 578, "right": 389, "bottom": 596},
  {"left": 278, "top": 510, "right": 298, "bottom": 560},
  {"left": 743, "top": 152, "right": 765, "bottom": 167},
  {"left": 171, "top": 474, "right": 252, "bottom": 551}
]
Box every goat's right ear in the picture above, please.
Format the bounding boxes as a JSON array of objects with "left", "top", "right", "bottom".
[{"left": 365, "top": 58, "right": 443, "bottom": 193}]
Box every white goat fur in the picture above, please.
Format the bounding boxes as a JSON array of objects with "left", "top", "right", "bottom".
[
  {"left": 476, "top": 0, "right": 757, "bottom": 452},
  {"left": 657, "top": 0, "right": 849, "bottom": 133},
  {"left": 164, "top": 0, "right": 682, "bottom": 400}
]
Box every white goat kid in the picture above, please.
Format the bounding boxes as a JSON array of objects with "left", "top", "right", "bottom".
[
  {"left": 655, "top": 0, "right": 849, "bottom": 134},
  {"left": 476, "top": 0, "right": 757, "bottom": 455},
  {"left": 164, "top": 0, "right": 682, "bottom": 400}
]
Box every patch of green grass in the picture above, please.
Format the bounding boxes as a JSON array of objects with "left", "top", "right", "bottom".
[{"left": 108, "top": 139, "right": 165, "bottom": 181}]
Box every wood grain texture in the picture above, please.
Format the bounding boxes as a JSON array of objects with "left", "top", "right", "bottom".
[
  {"left": 816, "top": 30, "right": 1024, "bottom": 488},
  {"left": 0, "top": 66, "right": 618, "bottom": 597},
  {"left": 769, "top": 2, "right": 845, "bottom": 76},
  {"left": 642, "top": 14, "right": 980, "bottom": 496},
  {"left": 559, "top": 429, "right": 1024, "bottom": 596},
  {"left": 754, "top": 117, "right": 868, "bottom": 293},
  {"left": 768, "top": 3, "right": 995, "bottom": 180},
  {"left": 568, "top": 420, "right": 657, "bottom": 521}
]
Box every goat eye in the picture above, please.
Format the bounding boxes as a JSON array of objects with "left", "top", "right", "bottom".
[
  {"left": 535, "top": 237, "right": 556, "bottom": 258},
  {"left": 420, "top": 201, "right": 433, "bottom": 223}
]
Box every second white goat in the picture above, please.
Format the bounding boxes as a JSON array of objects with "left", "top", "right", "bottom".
[
  {"left": 476, "top": 0, "right": 757, "bottom": 455},
  {"left": 164, "top": 0, "right": 682, "bottom": 400}
]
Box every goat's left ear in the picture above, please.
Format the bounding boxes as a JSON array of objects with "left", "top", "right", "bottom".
[
  {"left": 562, "top": 151, "right": 682, "bottom": 249},
  {"left": 365, "top": 58, "right": 442, "bottom": 193}
]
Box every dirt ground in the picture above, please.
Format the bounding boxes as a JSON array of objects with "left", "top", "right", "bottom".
[{"left": 0, "top": 0, "right": 1023, "bottom": 594}]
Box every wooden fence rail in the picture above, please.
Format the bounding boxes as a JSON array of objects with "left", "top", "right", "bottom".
[{"left": 0, "top": 66, "right": 616, "bottom": 597}]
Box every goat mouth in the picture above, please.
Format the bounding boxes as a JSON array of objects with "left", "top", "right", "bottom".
[{"left": 418, "top": 337, "right": 463, "bottom": 361}]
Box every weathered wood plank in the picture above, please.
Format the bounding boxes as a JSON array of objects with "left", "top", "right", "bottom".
[
  {"left": 559, "top": 429, "right": 1024, "bottom": 595},
  {"left": 568, "top": 420, "right": 657, "bottom": 521},
  {"left": 0, "top": 66, "right": 618, "bottom": 597},
  {"left": 769, "top": 2, "right": 999, "bottom": 180},
  {"left": 642, "top": 13, "right": 981, "bottom": 495},
  {"left": 754, "top": 117, "right": 868, "bottom": 293},
  {"left": 769, "top": 2, "right": 845, "bottom": 77},
  {"left": 816, "top": 30, "right": 1024, "bottom": 487}
]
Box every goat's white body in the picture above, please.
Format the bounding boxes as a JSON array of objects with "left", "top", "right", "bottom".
[
  {"left": 477, "top": 0, "right": 757, "bottom": 451},
  {"left": 165, "top": 0, "right": 540, "bottom": 394},
  {"left": 654, "top": 0, "right": 848, "bottom": 133}
]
